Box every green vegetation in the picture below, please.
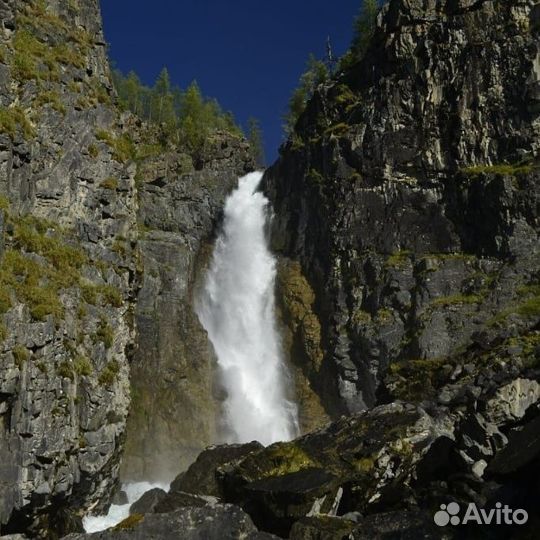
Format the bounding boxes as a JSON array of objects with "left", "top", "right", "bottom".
[
  {"left": 284, "top": 54, "right": 329, "bottom": 134},
  {"left": 340, "top": 0, "right": 382, "bottom": 70},
  {"left": 389, "top": 357, "right": 449, "bottom": 402},
  {"left": 13, "top": 344, "right": 29, "bottom": 367},
  {"left": 34, "top": 90, "right": 66, "bottom": 114},
  {"left": 100, "top": 177, "right": 119, "bottom": 190},
  {"left": 57, "top": 361, "right": 74, "bottom": 380},
  {"left": 355, "top": 456, "right": 375, "bottom": 473},
  {"left": 0, "top": 214, "right": 120, "bottom": 323},
  {"left": 461, "top": 163, "right": 534, "bottom": 176},
  {"left": 88, "top": 144, "right": 99, "bottom": 158},
  {"left": 489, "top": 287, "right": 540, "bottom": 324},
  {"left": 112, "top": 68, "right": 244, "bottom": 154},
  {"left": 384, "top": 250, "right": 411, "bottom": 269},
  {"left": 324, "top": 122, "right": 349, "bottom": 136},
  {"left": 95, "top": 318, "right": 114, "bottom": 348},
  {"left": 74, "top": 355, "right": 93, "bottom": 376},
  {"left": 247, "top": 442, "right": 317, "bottom": 478},
  {"left": 98, "top": 359, "right": 120, "bottom": 386},
  {"left": 516, "top": 295, "right": 540, "bottom": 318},
  {"left": 0, "top": 106, "right": 35, "bottom": 140},
  {"left": 11, "top": 1, "right": 91, "bottom": 84},
  {"left": 81, "top": 282, "right": 122, "bottom": 308},
  {"left": 96, "top": 130, "right": 136, "bottom": 163}
]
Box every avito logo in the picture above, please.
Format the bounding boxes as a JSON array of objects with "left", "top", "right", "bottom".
[{"left": 434, "top": 502, "right": 528, "bottom": 526}]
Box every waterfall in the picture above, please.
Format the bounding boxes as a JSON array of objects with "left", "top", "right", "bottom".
[{"left": 196, "top": 171, "right": 299, "bottom": 445}]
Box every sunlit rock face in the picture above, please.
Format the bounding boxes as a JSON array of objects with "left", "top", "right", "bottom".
[{"left": 264, "top": 0, "right": 540, "bottom": 417}]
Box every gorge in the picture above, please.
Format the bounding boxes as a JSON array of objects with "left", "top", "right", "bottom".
[{"left": 0, "top": 0, "right": 539, "bottom": 539}]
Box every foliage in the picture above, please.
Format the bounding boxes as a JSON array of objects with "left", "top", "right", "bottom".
[
  {"left": 96, "top": 130, "right": 136, "bottom": 163},
  {"left": 95, "top": 318, "right": 114, "bottom": 348},
  {"left": 283, "top": 54, "right": 329, "bottom": 134},
  {"left": 461, "top": 163, "right": 534, "bottom": 177},
  {"left": 112, "top": 67, "right": 243, "bottom": 153},
  {"left": 12, "top": 1, "right": 92, "bottom": 84},
  {"left": 99, "top": 359, "right": 120, "bottom": 386},
  {"left": 0, "top": 106, "right": 35, "bottom": 140},
  {"left": 100, "top": 177, "right": 119, "bottom": 190},
  {"left": 340, "top": 0, "right": 381, "bottom": 70}
]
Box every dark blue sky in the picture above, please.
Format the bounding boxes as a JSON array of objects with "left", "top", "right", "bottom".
[{"left": 99, "top": 1, "right": 361, "bottom": 163}]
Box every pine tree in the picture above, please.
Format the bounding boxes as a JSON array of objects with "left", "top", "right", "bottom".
[
  {"left": 340, "top": 0, "right": 381, "bottom": 70},
  {"left": 284, "top": 54, "right": 328, "bottom": 134},
  {"left": 247, "top": 117, "right": 265, "bottom": 168}
]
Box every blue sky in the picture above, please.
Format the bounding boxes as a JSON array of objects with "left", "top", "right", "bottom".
[{"left": 99, "top": 1, "right": 361, "bottom": 163}]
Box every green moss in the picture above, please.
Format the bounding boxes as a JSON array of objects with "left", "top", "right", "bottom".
[
  {"left": 461, "top": 163, "right": 534, "bottom": 177},
  {"left": 263, "top": 443, "right": 318, "bottom": 477},
  {"left": 277, "top": 261, "right": 323, "bottom": 371},
  {"left": 352, "top": 309, "right": 371, "bottom": 325},
  {"left": 98, "top": 360, "right": 120, "bottom": 386},
  {"left": 0, "top": 323, "right": 7, "bottom": 342},
  {"left": 355, "top": 456, "right": 375, "bottom": 473},
  {"left": 0, "top": 195, "right": 9, "bottom": 212},
  {"left": 13, "top": 344, "right": 29, "bottom": 367},
  {"left": 385, "top": 250, "right": 412, "bottom": 269},
  {"left": 516, "top": 295, "right": 540, "bottom": 318},
  {"left": 388, "top": 357, "right": 449, "bottom": 402},
  {"left": 114, "top": 514, "right": 144, "bottom": 530}
]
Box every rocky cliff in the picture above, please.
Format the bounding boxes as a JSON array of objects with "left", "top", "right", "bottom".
[
  {"left": 0, "top": 0, "right": 253, "bottom": 536},
  {"left": 264, "top": 0, "right": 540, "bottom": 419},
  {"left": 64, "top": 1, "right": 540, "bottom": 538},
  {"left": 1, "top": 0, "right": 540, "bottom": 538},
  {"left": 122, "top": 137, "right": 253, "bottom": 482}
]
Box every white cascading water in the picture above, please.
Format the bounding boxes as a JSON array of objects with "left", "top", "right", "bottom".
[
  {"left": 196, "top": 171, "right": 299, "bottom": 445},
  {"left": 83, "top": 482, "right": 169, "bottom": 532}
]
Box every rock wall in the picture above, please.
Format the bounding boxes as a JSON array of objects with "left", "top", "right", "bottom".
[
  {"left": 264, "top": 0, "right": 540, "bottom": 417},
  {"left": 0, "top": 0, "right": 254, "bottom": 535},
  {"left": 0, "top": 0, "right": 137, "bottom": 536},
  {"left": 122, "top": 138, "right": 254, "bottom": 482}
]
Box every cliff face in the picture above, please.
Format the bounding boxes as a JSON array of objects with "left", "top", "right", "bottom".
[
  {"left": 122, "top": 138, "right": 253, "bottom": 482},
  {"left": 264, "top": 0, "right": 540, "bottom": 418},
  {"left": 0, "top": 0, "right": 135, "bottom": 535},
  {"left": 0, "top": 0, "right": 253, "bottom": 536}
]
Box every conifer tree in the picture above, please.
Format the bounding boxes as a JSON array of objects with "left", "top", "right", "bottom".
[{"left": 284, "top": 54, "right": 328, "bottom": 134}]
